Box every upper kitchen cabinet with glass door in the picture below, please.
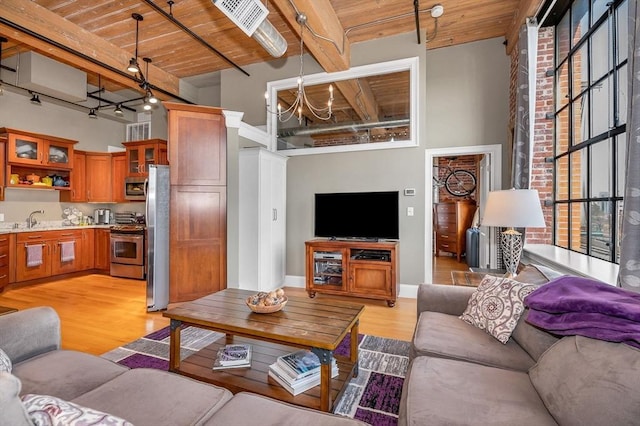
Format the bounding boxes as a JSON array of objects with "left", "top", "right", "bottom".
[
  {"left": 123, "top": 139, "right": 168, "bottom": 177},
  {"left": 3, "top": 128, "right": 75, "bottom": 169}
]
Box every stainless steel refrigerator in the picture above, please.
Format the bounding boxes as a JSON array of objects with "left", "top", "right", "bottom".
[{"left": 146, "top": 165, "right": 170, "bottom": 311}]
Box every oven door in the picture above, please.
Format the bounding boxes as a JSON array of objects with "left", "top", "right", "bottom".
[{"left": 110, "top": 234, "right": 144, "bottom": 265}]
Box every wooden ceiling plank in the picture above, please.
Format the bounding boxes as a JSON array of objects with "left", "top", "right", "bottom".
[
  {"left": 505, "top": 0, "right": 545, "bottom": 54},
  {"left": 0, "top": 0, "right": 180, "bottom": 96}
]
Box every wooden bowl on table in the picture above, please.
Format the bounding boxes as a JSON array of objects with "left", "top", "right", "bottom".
[{"left": 246, "top": 295, "right": 288, "bottom": 313}]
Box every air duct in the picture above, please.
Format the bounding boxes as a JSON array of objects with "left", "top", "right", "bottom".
[
  {"left": 18, "top": 51, "right": 87, "bottom": 102},
  {"left": 277, "top": 118, "right": 410, "bottom": 138},
  {"left": 212, "top": 0, "right": 287, "bottom": 57}
]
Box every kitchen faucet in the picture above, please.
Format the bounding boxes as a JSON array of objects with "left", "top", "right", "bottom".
[{"left": 28, "top": 210, "right": 44, "bottom": 229}]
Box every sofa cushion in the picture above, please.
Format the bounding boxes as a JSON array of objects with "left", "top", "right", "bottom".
[
  {"left": 0, "top": 348, "right": 11, "bottom": 373},
  {"left": 529, "top": 335, "right": 640, "bottom": 426},
  {"left": 510, "top": 309, "right": 560, "bottom": 361},
  {"left": 0, "top": 373, "right": 32, "bottom": 426},
  {"left": 399, "top": 356, "right": 557, "bottom": 426},
  {"left": 22, "top": 393, "right": 133, "bottom": 426},
  {"left": 13, "top": 349, "right": 128, "bottom": 400},
  {"left": 460, "top": 275, "right": 535, "bottom": 344},
  {"left": 72, "top": 368, "right": 233, "bottom": 426},
  {"left": 503, "top": 265, "right": 561, "bottom": 361},
  {"left": 204, "top": 392, "right": 367, "bottom": 425},
  {"left": 411, "top": 311, "right": 535, "bottom": 371}
]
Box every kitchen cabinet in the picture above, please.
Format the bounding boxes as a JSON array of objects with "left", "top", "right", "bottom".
[
  {"left": 3, "top": 128, "right": 76, "bottom": 169},
  {"left": 16, "top": 229, "right": 90, "bottom": 282},
  {"left": 166, "top": 103, "right": 226, "bottom": 303},
  {"left": 85, "top": 153, "right": 112, "bottom": 202},
  {"left": 111, "top": 152, "right": 127, "bottom": 202},
  {"left": 305, "top": 239, "right": 399, "bottom": 307},
  {"left": 0, "top": 136, "right": 6, "bottom": 201},
  {"left": 238, "top": 148, "right": 287, "bottom": 291},
  {"left": 94, "top": 228, "right": 111, "bottom": 271},
  {"left": 0, "top": 234, "right": 10, "bottom": 291},
  {"left": 124, "top": 139, "right": 167, "bottom": 177},
  {"left": 60, "top": 151, "right": 86, "bottom": 202}
]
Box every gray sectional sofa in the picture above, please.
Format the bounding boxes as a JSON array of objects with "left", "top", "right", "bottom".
[
  {"left": 399, "top": 265, "right": 640, "bottom": 425},
  {"left": 0, "top": 306, "right": 365, "bottom": 426}
]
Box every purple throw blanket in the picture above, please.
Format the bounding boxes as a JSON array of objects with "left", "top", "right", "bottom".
[{"left": 524, "top": 276, "right": 640, "bottom": 348}]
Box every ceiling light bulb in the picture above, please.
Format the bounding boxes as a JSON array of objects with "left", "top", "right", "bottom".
[
  {"left": 147, "top": 91, "right": 158, "bottom": 104},
  {"left": 143, "top": 103, "right": 152, "bottom": 111},
  {"left": 88, "top": 109, "right": 98, "bottom": 119},
  {"left": 114, "top": 105, "right": 124, "bottom": 117},
  {"left": 127, "top": 58, "right": 140, "bottom": 73}
]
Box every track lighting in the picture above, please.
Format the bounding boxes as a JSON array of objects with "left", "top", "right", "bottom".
[
  {"left": 146, "top": 90, "right": 158, "bottom": 104},
  {"left": 143, "top": 102, "right": 152, "bottom": 111},
  {"left": 30, "top": 93, "right": 41, "bottom": 105},
  {"left": 127, "top": 58, "right": 140, "bottom": 74},
  {"left": 114, "top": 104, "right": 124, "bottom": 116},
  {"left": 88, "top": 109, "right": 98, "bottom": 119},
  {"left": 127, "top": 13, "right": 144, "bottom": 74},
  {"left": 0, "top": 83, "right": 4, "bottom": 96}
]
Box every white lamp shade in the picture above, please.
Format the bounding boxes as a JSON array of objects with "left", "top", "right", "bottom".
[{"left": 481, "top": 189, "right": 546, "bottom": 228}]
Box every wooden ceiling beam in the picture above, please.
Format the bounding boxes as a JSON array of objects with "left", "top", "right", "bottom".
[
  {"left": 334, "top": 79, "right": 380, "bottom": 122},
  {"left": 505, "top": 0, "right": 545, "bottom": 55},
  {"left": 270, "top": 0, "right": 350, "bottom": 72},
  {"left": 0, "top": 0, "right": 179, "bottom": 98}
]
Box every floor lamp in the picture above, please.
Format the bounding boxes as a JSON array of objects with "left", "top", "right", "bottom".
[{"left": 481, "top": 189, "right": 546, "bottom": 278}]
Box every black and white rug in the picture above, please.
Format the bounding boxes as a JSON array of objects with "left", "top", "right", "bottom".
[{"left": 102, "top": 327, "right": 410, "bottom": 425}]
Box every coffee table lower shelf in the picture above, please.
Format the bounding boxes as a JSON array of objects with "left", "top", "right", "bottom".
[{"left": 171, "top": 335, "right": 357, "bottom": 412}]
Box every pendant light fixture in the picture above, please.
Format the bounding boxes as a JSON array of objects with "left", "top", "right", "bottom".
[
  {"left": 88, "top": 109, "right": 98, "bottom": 119},
  {"left": 266, "top": 13, "right": 333, "bottom": 125},
  {"left": 127, "top": 13, "right": 144, "bottom": 74},
  {"left": 114, "top": 104, "right": 124, "bottom": 117},
  {"left": 141, "top": 57, "right": 158, "bottom": 108}
]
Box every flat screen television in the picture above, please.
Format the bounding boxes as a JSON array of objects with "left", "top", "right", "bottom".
[{"left": 314, "top": 191, "right": 399, "bottom": 240}]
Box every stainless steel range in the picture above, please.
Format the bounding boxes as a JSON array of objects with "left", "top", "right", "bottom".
[{"left": 110, "top": 224, "right": 145, "bottom": 280}]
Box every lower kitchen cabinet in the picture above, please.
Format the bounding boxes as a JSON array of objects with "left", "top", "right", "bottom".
[
  {"left": 16, "top": 229, "right": 91, "bottom": 282},
  {"left": 94, "top": 228, "right": 111, "bottom": 271},
  {"left": 0, "top": 234, "right": 11, "bottom": 291}
]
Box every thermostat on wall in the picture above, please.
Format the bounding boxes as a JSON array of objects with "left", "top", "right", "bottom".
[{"left": 404, "top": 188, "right": 416, "bottom": 196}]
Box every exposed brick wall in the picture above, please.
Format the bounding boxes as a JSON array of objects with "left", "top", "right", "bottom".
[
  {"left": 528, "top": 27, "right": 555, "bottom": 244},
  {"left": 435, "top": 155, "right": 480, "bottom": 203}
]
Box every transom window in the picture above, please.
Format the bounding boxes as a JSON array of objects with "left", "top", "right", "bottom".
[{"left": 553, "top": 0, "right": 627, "bottom": 262}]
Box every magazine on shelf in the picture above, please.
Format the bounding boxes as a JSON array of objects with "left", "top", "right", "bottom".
[
  {"left": 212, "top": 344, "right": 252, "bottom": 370},
  {"left": 276, "top": 349, "right": 335, "bottom": 380},
  {"left": 268, "top": 362, "right": 339, "bottom": 396}
]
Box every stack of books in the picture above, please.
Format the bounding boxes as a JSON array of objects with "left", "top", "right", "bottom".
[
  {"left": 268, "top": 349, "right": 338, "bottom": 396},
  {"left": 212, "top": 343, "right": 252, "bottom": 370}
]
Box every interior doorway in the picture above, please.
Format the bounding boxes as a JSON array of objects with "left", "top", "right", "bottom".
[{"left": 425, "top": 144, "right": 503, "bottom": 283}]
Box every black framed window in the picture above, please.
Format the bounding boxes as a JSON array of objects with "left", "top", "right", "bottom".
[{"left": 553, "top": 0, "right": 627, "bottom": 262}]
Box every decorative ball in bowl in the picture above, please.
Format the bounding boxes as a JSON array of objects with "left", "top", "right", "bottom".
[{"left": 246, "top": 288, "right": 287, "bottom": 313}]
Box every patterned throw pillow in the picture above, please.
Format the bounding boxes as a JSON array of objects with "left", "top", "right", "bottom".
[
  {"left": 0, "top": 348, "right": 11, "bottom": 373},
  {"left": 21, "top": 394, "right": 134, "bottom": 426},
  {"left": 460, "top": 275, "right": 535, "bottom": 344}
]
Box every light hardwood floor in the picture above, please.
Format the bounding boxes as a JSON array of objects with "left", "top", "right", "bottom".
[{"left": 0, "top": 254, "right": 466, "bottom": 355}]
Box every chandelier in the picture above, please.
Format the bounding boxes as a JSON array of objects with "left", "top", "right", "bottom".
[{"left": 265, "top": 13, "right": 334, "bottom": 125}]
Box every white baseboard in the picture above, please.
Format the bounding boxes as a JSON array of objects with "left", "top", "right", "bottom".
[{"left": 285, "top": 275, "right": 418, "bottom": 299}]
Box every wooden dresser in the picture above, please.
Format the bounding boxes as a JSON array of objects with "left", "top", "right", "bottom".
[{"left": 434, "top": 200, "right": 476, "bottom": 262}]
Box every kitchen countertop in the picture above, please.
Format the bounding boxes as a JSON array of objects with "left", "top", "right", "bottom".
[{"left": 0, "top": 221, "right": 113, "bottom": 234}]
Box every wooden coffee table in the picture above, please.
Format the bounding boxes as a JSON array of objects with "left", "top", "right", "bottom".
[{"left": 163, "top": 288, "right": 365, "bottom": 412}]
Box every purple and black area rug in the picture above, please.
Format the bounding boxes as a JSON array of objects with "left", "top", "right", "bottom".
[{"left": 102, "top": 326, "right": 410, "bottom": 426}]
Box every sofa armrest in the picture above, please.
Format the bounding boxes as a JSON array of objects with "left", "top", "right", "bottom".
[
  {"left": 0, "top": 307, "right": 60, "bottom": 364},
  {"left": 416, "top": 284, "right": 476, "bottom": 316}
]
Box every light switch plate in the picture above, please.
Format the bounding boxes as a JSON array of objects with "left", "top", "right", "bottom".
[{"left": 407, "top": 207, "right": 414, "bottom": 216}]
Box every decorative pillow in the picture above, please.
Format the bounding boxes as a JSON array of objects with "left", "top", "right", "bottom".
[
  {"left": 0, "top": 348, "right": 11, "bottom": 373},
  {"left": 460, "top": 275, "right": 535, "bottom": 344},
  {"left": 21, "top": 394, "right": 134, "bottom": 426}
]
